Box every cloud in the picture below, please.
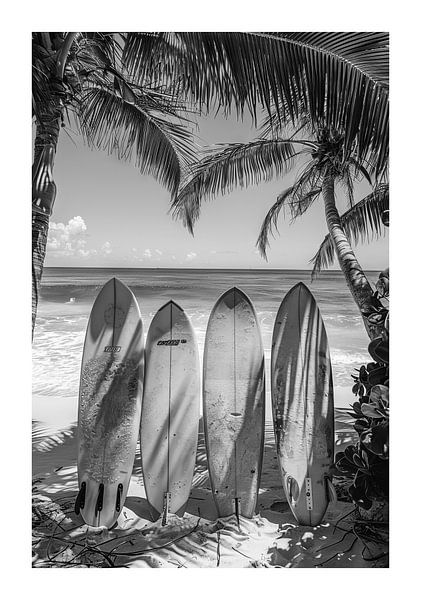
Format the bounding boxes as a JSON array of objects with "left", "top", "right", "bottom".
[
  {"left": 101, "top": 241, "right": 112, "bottom": 256},
  {"left": 143, "top": 248, "right": 152, "bottom": 258},
  {"left": 47, "top": 216, "right": 93, "bottom": 257},
  {"left": 186, "top": 252, "right": 197, "bottom": 261},
  {"left": 47, "top": 217, "right": 117, "bottom": 263},
  {"left": 155, "top": 249, "right": 163, "bottom": 256},
  {"left": 127, "top": 248, "right": 143, "bottom": 263}
]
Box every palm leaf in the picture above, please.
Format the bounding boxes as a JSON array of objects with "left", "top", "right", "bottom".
[
  {"left": 77, "top": 85, "right": 196, "bottom": 197},
  {"left": 287, "top": 163, "right": 322, "bottom": 218},
  {"left": 257, "top": 175, "right": 322, "bottom": 259},
  {"left": 32, "top": 35, "right": 57, "bottom": 119},
  {"left": 260, "top": 111, "right": 311, "bottom": 141},
  {"left": 338, "top": 168, "right": 356, "bottom": 207},
  {"left": 122, "top": 33, "right": 188, "bottom": 92},
  {"left": 123, "top": 32, "right": 389, "bottom": 176},
  {"left": 172, "top": 139, "right": 298, "bottom": 232},
  {"left": 310, "top": 183, "right": 389, "bottom": 277},
  {"left": 257, "top": 187, "right": 295, "bottom": 259}
]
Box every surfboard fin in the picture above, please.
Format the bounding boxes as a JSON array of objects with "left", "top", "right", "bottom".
[
  {"left": 286, "top": 476, "right": 299, "bottom": 507},
  {"left": 95, "top": 483, "right": 104, "bottom": 516},
  {"left": 233, "top": 497, "right": 241, "bottom": 530},
  {"left": 115, "top": 483, "right": 123, "bottom": 513},
  {"left": 162, "top": 492, "right": 171, "bottom": 526},
  {"left": 326, "top": 477, "right": 337, "bottom": 504},
  {"left": 74, "top": 481, "right": 86, "bottom": 515}
]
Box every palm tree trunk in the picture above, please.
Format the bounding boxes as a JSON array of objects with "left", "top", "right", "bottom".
[
  {"left": 32, "top": 33, "right": 77, "bottom": 336},
  {"left": 322, "top": 173, "right": 381, "bottom": 340},
  {"left": 32, "top": 122, "right": 59, "bottom": 336}
]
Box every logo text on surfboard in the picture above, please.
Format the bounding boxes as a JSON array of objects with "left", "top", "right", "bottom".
[
  {"left": 157, "top": 339, "right": 187, "bottom": 346},
  {"left": 104, "top": 345, "right": 121, "bottom": 352}
]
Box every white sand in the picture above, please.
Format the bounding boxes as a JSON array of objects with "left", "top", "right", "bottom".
[{"left": 32, "top": 417, "right": 387, "bottom": 568}]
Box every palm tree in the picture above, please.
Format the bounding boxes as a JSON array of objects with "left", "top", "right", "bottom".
[
  {"left": 125, "top": 33, "right": 389, "bottom": 338},
  {"left": 32, "top": 32, "right": 195, "bottom": 334},
  {"left": 33, "top": 32, "right": 389, "bottom": 334},
  {"left": 172, "top": 124, "right": 388, "bottom": 339}
]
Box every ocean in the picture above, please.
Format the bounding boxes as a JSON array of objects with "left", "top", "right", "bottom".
[{"left": 32, "top": 267, "right": 378, "bottom": 442}]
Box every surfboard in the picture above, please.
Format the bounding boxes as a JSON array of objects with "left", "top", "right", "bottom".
[
  {"left": 203, "top": 287, "right": 265, "bottom": 519},
  {"left": 75, "top": 278, "right": 144, "bottom": 528},
  {"left": 140, "top": 301, "right": 200, "bottom": 522},
  {"left": 271, "top": 282, "right": 335, "bottom": 526}
]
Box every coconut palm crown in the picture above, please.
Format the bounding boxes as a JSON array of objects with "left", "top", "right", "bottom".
[{"left": 172, "top": 123, "right": 388, "bottom": 339}]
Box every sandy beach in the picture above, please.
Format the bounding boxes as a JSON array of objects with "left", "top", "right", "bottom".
[
  {"left": 32, "top": 410, "right": 387, "bottom": 568},
  {"left": 32, "top": 269, "right": 388, "bottom": 568}
]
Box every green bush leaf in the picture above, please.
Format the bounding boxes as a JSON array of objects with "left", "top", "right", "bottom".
[
  {"left": 361, "top": 403, "right": 382, "bottom": 419},
  {"left": 354, "top": 419, "right": 368, "bottom": 432},
  {"left": 361, "top": 422, "right": 389, "bottom": 457},
  {"left": 368, "top": 337, "right": 389, "bottom": 364},
  {"left": 370, "top": 384, "right": 389, "bottom": 406},
  {"left": 367, "top": 365, "right": 388, "bottom": 387}
]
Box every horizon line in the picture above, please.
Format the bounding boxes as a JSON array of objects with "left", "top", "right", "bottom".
[{"left": 44, "top": 265, "right": 384, "bottom": 272}]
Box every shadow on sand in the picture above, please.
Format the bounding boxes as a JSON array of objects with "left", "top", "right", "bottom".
[{"left": 32, "top": 408, "right": 387, "bottom": 568}]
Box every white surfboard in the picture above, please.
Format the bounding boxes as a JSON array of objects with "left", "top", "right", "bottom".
[
  {"left": 75, "top": 278, "right": 144, "bottom": 528},
  {"left": 271, "top": 282, "right": 335, "bottom": 526},
  {"left": 140, "top": 301, "right": 200, "bottom": 522},
  {"left": 203, "top": 287, "right": 265, "bottom": 519}
]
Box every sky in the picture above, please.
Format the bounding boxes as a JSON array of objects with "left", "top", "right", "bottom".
[{"left": 45, "top": 90, "right": 388, "bottom": 272}]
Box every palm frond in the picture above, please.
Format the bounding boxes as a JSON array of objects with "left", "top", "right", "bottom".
[
  {"left": 257, "top": 187, "right": 295, "bottom": 259},
  {"left": 77, "top": 85, "right": 196, "bottom": 197},
  {"left": 122, "top": 32, "right": 388, "bottom": 177},
  {"left": 79, "top": 33, "right": 121, "bottom": 64},
  {"left": 257, "top": 180, "right": 322, "bottom": 259},
  {"left": 310, "top": 183, "right": 389, "bottom": 277},
  {"left": 287, "top": 164, "right": 322, "bottom": 218},
  {"left": 32, "top": 37, "right": 56, "bottom": 120},
  {"left": 172, "top": 139, "right": 298, "bottom": 232},
  {"left": 348, "top": 156, "right": 373, "bottom": 187},
  {"left": 310, "top": 234, "right": 336, "bottom": 278},
  {"left": 122, "top": 33, "right": 187, "bottom": 92},
  {"left": 338, "top": 169, "right": 355, "bottom": 207},
  {"left": 259, "top": 106, "right": 311, "bottom": 140}
]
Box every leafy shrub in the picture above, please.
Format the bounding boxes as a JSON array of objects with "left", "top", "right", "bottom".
[{"left": 335, "top": 270, "right": 389, "bottom": 511}]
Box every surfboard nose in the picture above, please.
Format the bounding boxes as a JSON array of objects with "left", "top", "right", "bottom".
[
  {"left": 291, "top": 281, "right": 311, "bottom": 294},
  {"left": 218, "top": 286, "right": 251, "bottom": 310},
  {"left": 158, "top": 299, "right": 184, "bottom": 313},
  {"left": 112, "top": 277, "right": 131, "bottom": 292},
  {"left": 283, "top": 282, "right": 316, "bottom": 307},
  {"left": 100, "top": 276, "right": 130, "bottom": 297}
]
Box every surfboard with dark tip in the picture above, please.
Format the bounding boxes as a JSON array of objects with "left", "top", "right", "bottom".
[
  {"left": 76, "top": 277, "right": 144, "bottom": 528},
  {"left": 203, "top": 287, "right": 265, "bottom": 519},
  {"left": 140, "top": 301, "right": 200, "bottom": 522},
  {"left": 271, "top": 282, "right": 335, "bottom": 526}
]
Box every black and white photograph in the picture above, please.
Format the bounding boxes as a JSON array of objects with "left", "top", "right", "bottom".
[{"left": 29, "top": 25, "right": 391, "bottom": 570}]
